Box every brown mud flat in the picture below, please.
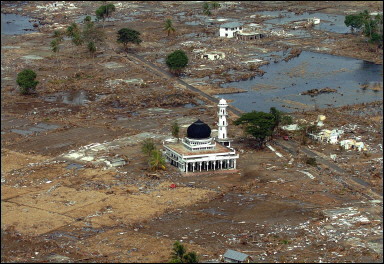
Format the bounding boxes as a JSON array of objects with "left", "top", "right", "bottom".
[{"left": 1, "top": 1, "right": 383, "bottom": 263}]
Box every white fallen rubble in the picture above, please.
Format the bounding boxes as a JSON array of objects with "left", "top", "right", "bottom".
[{"left": 60, "top": 132, "right": 168, "bottom": 168}]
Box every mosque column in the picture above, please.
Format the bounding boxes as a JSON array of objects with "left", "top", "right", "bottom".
[
  {"left": 199, "top": 162, "right": 202, "bottom": 172},
  {"left": 227, "top": 160, "right": 230, "bottom": 169},
  {"left": 234, "top": 159, "right": 236, "bottom": 169},
  {"left": 186, "top": 162, "right": 188, "bottom": 173},
  {"left": 206, "top": 161, "right": 209, "bottom": 171},
  {"left": 220, "top": 160, "right": 223, "bottom": 169},
  {"left": 213, "top": 161, "right": 216, "bottom": 171},
  {"left": 192, "top": 163, "right": 195, "bottom": 172}
]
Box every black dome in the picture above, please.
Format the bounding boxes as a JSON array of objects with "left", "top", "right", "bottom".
[{"left": 187, "top": 119, "right": 211, "bottom": 139}]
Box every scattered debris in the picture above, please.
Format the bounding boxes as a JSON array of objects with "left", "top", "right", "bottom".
[{"left": 301, "top": 87, "right": 338, "bottom": 96}]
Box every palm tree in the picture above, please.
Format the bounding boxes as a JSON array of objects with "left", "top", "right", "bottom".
[
  {"left": 149, "top": 149, "right": 166, "bottom": 171},
  {"left": 53, "top": 29, "right": 64, "bottom": 41},
  {"left": 203, "top": 2, "right": 211, "bottom": 16},
  {"left": 50, "top": 39, "right": 60, "bottom": 64},
  {"left": 88, "top": 41, "right": 96, "bottom": 59},
  {"left": 171, "top": 121, "right": 180, "bottom": 141},
  {"left": 66, "top": 22, "right": 80, "bottom": 38},
  {"left": 66, "top": 22, "right": 80, "bottom": 53},
  {"left": 141, "top": 138, "right": 155, "bottom": 157},
  {"left": 105, "top": 3, "right": 116, "bottom": 22},
  {"left": 171, "top": 241, "right": 186, "bottom": 262},
  {"left": 210, "top": 1, "right": 221, "bottom": 9},
  {"left": 170, "top": 241, "right": 199, "bottom": 263},
  {"left": 164, "top": 19, "right": 176, "bottom": 37}
]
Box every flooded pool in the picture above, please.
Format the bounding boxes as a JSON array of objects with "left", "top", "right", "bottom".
[
  {"left": 218, "top": 51, "right": 383, "bottom": 113},
  {"left": 1, "top": 13, "right": 38, "bottom": 35}
]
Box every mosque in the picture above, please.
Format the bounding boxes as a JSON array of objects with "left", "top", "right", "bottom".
[{"left": 163, "top": 99, "right": 239, "bottom": 173}]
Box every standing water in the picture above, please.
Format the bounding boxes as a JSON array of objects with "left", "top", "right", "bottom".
[
  {"left": 218, "top": 51, "right": 383, "bottom": 113},
  {"left": 1, "top": 13, "right": 38, "bottom": 35}
]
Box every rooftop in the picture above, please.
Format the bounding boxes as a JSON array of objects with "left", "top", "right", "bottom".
[
  {"left": 220, "top": 22, "right": 243, "bottom": 28},
  {"left": 223, "top": 249, "right": 249, "bottom": 261},
  {"left": 165, "top": 141, "right": 233, "bottom": 156}
]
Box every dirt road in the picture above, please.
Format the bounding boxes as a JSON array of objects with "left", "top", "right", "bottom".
[{"left": 125, "top": 52, "right": 244, "bottom": 116}]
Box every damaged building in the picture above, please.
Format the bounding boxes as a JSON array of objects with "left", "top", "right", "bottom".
[
  {"left": 201, "top": 51, "right": 226, "bottom": 60},
  {"left": 219, "top": 22, "right": 243, "bottom": 38},
  {"left": 163, "top": 99, "right": 239, "bottom": 173}
]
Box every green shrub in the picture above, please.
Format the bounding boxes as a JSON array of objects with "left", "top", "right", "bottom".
[{"left": 16, "top": 69, "right": 38, "bottom": 95}]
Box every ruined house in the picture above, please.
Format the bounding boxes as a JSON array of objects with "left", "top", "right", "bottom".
[
  {"left": 236, "top": 30, "right": 267, "bottom": 40},
  {"left": 236, "top": 24, "right": 268, "bottom": 40},
  {"left": 308, "top": 129, "right": 344, "bottom": 144},
  {"left": 201, "top": 51, "right": 225, "bottom": 60},
  {"left": 340, "top": 139, "right": 367, "bottom": 151},
  {"left": 307, "top": 17, "right": 320, "bottom": 25}
]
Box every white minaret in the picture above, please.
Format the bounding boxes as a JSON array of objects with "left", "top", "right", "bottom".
[{"left": 218, "top": 98, "right": 228, "bottom": 140}]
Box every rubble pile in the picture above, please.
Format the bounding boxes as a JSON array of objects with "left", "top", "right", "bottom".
[{"left": 301, "top": 87, "right": 338, "bottom": 96}]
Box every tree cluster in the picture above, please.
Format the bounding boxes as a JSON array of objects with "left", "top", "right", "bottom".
[
  {"left": 345, "top": 10, "right": 383, "bottom": 48},
  {"left": 95, "top": 3, "right": 116, "bottom": 27},
  {"left": 202, "top": 2, "right": 220, "bottom": 16},
  {"left": 141, "top": 138, "right": 166, "bottom": 171},
  {"left": 169, "top": 241, "right": 199, "bottom": 263},
  {"left": 234, "top": 107, "right": 292, "bottom": 148}
]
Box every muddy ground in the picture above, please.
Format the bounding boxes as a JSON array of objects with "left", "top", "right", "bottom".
[{"left": 1, "top": 1, "right": 383, "bottom": 263}]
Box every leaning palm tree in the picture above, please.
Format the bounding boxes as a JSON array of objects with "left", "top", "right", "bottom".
[{"left": 164, "top": 19, "right": 176, "bottom": 37}]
